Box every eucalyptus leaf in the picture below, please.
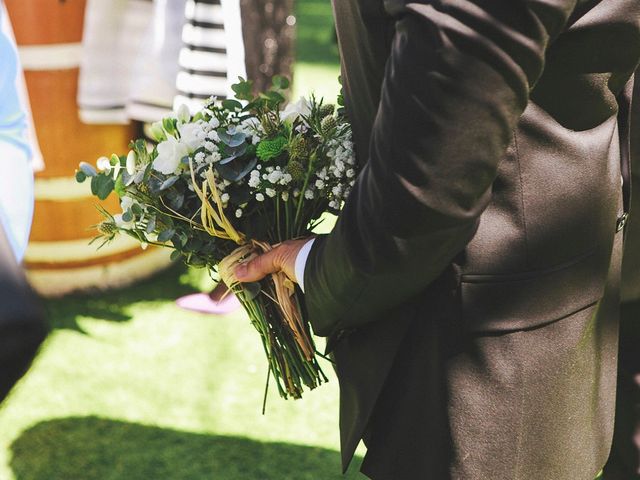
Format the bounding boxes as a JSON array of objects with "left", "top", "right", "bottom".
[
  {"left": 218, "top": 128, "right": 247, "bottom": 147},
  {"left": 122, "top": 169, "right": 135, "bottom": 187},
  {"left": 146, "top": 216, "right": 156, "bottom": 234},
  {"left": 219, "top": 143, "right": 248, "bottom": 165},
  {"left": 122, "top": 209, "right": 133, "bottom": 223},
  {"left": 170, "top": 249, "right": 182, "bottom": 261},
  {"left": 215, "top": 156, "right": 258, "bottom": 182},
  {"left": 91, "top": 175, "right": 115, "bottom": 200},
  {"left": 75, "top": 170, "right": 87, "bottom": 183},
  {"left": 79, "top": 162, "right": 98, "bottom": 177},
  {"left": 131, "top": 203, "right": 143, "bottom": 216},
  {"left": 222, "top": 99, "right": 243, "bottom": 111},
  {"left": 168, "top": 192, "right": 184, "bottom": 210},
  {"left": 157, "top": 229, "right": 175, "bottom": 243},
  {"left": 160, "top": 176, "right": 179, "bottom": 190}
]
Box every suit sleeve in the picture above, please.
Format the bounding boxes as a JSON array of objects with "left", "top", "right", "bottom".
[{"left": 303, "top": 0, "right": 578, "bottom": 337}]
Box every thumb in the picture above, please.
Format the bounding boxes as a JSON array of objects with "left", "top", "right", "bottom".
[{"left": 234, "top": 249, "right": 279, "bottom": 283}]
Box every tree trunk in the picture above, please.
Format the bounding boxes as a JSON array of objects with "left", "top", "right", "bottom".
[{"left": 239, "top": 0, "right": 295, "bottom": 94}]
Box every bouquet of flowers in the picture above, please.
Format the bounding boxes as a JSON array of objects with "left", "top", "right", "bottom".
[{"left": 75, "top": 77, "right": 356, "bottom": 403}]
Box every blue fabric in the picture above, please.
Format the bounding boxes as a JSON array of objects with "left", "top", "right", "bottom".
[{"left": 0, "top": 3, "right": 34, "bottom": 262}]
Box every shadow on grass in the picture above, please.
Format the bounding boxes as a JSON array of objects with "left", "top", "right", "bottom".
[
  {"left": 43, "top": 263, "right": 202, "bottom": 333},
  {"left": 10, "top": 416, "right": 366, "bottom": 480}
]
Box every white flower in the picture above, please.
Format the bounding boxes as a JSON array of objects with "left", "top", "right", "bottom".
[
  {"left": 208, "top": 151, "right": 222, "bottom": 163},
  {"left": 248, "top": 176, "right": 260, "bottom": 188},
  {"left": 256, "top": 193, "right": 265, "bottom": 202},
  {"left": 149, "top": 121, "right": 166, "bottom": 142},
  {"left": 346, "top": 169, "right": 356, "bottom": 178},
  {"left": 209, "top": 117, "right": 220, "bottom": 129},
  {"left": 204, "top": 140, "right": 216, "bottom": 152},
  {"left": 265, "top": 188, "right": 276, "bottom": 198},
  {"left": 293, "top": 189, "right": 300, "bottom": 198},
  {"left": 207, "top": 130, "right": 219, "bottom": 141},
  {"left": 281, "top": 191, "right": 289, "bottom": 201},
  {"left": 195, "top": 152, "right": 206, "bottom": 163},
  {"left": 153, "top": 136, "right": 189, "bottom": 175},
  {"left": 235, "top": 208, "right": 243, "bottom": 218},
  {"left": 315, "top": 179, "right": 325, "bottom": 189},
  {"left": 332, "top": 185, "right": 343, "bottom": 196},
  {"left": 126, "top": 150, "right": 137, "bottom": 175},
  {"left": 305, "top": 189, "right": 314, "bottom": 200},
  {"left": 178, "top": 122, "right": 206, "bottom": 152},
  {"left": 267, "top": 170, "right": 283, "bottom": 184},
  {"left": 176, "top": 104, "right": 191, "bottom": 124},
  {"left": 96, "top": 156, "right": 111, "bottom": 173},
  {"left": 280, "top": 97, "right": 312, "bottom": 122},
  {"left": 220, "top": 193, "right": 230, "bottom": 203}
]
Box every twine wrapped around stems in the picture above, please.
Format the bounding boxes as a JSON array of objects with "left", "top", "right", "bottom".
[
  {"left": 218, "top": 241, "right": 315, "bottom": 361},
  {"left": 192, "top": 163, "right": 316, "bottom": 363}
]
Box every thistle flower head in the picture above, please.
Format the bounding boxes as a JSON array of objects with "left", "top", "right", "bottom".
[
  {"left": 97, "top": 220, "right": 118, "bottom": 237},
  {"left": 319, "top": 104, "right": 335, "bottom": 118},
  {"left": 286, "top": 160, "right": 306, "bottom": 182},
  {"left": 320, "top": 116, "right": 337, "bottom": 136},
  {"left": 288, "top": 136, "right": 311, "bottom": 160}
]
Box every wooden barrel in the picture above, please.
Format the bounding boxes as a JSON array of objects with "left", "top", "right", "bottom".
[{"left": 5, "top": 0, "right": 171, "bottom": 297}]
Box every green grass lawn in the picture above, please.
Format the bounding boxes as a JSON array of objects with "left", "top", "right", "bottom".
[
  {"left": 1, "top": 265, "right": 365, "bottom": 479},
  {"left": 0, "top": 1, "right": 358, "bottom": 479}
]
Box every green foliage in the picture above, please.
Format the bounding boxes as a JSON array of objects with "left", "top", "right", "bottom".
[
  {"left": 90, "top": 174, "right": 115, "bottom": 200},
  {"left": 256, "top": 136, "right": 288, "bottom": 161}
]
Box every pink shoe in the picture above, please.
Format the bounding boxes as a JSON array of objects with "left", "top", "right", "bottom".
[{"left": 176, "top": 291, "right": 241, "bottom": 315}]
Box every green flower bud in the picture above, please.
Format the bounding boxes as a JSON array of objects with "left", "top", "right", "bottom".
[
  {"left": 319, "top": 104, "right": 335, "bottom": 118},
  {"left": 320, "top": 115, "right": 337, "bottom": 135},
  {"left": 286, "top": 160, "right": 306, "bottom": 182},
  {"left": 288, "top": 135, "right": 311, "bottom": 160}
]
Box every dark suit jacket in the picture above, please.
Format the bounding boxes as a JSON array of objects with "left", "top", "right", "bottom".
[
  {"left": 303, "top": 1, "right": 640, "bottom": 478},
  {"left": 0, "top": 223, "right": 46, "bottom": 402}
]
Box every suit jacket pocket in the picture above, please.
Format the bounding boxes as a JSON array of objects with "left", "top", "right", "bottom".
[{"left": 460, "top": 248, "right": 609, "bottom": 333}]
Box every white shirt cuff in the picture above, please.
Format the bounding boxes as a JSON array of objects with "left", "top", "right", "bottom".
[{"left": 294, "top": 238, "right": 316, "bottom": 293}]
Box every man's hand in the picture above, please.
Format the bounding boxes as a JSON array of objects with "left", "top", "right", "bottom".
[{"left": 234, "top": 238, "right": 312, "bottom": 284}]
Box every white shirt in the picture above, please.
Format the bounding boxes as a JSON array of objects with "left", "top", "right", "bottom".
[
  {"left": 0, "top": 3, "right": 34, "bottom": 262},
  {"left": 294, "top": 238, "right": 316, "bottom": 293}
]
